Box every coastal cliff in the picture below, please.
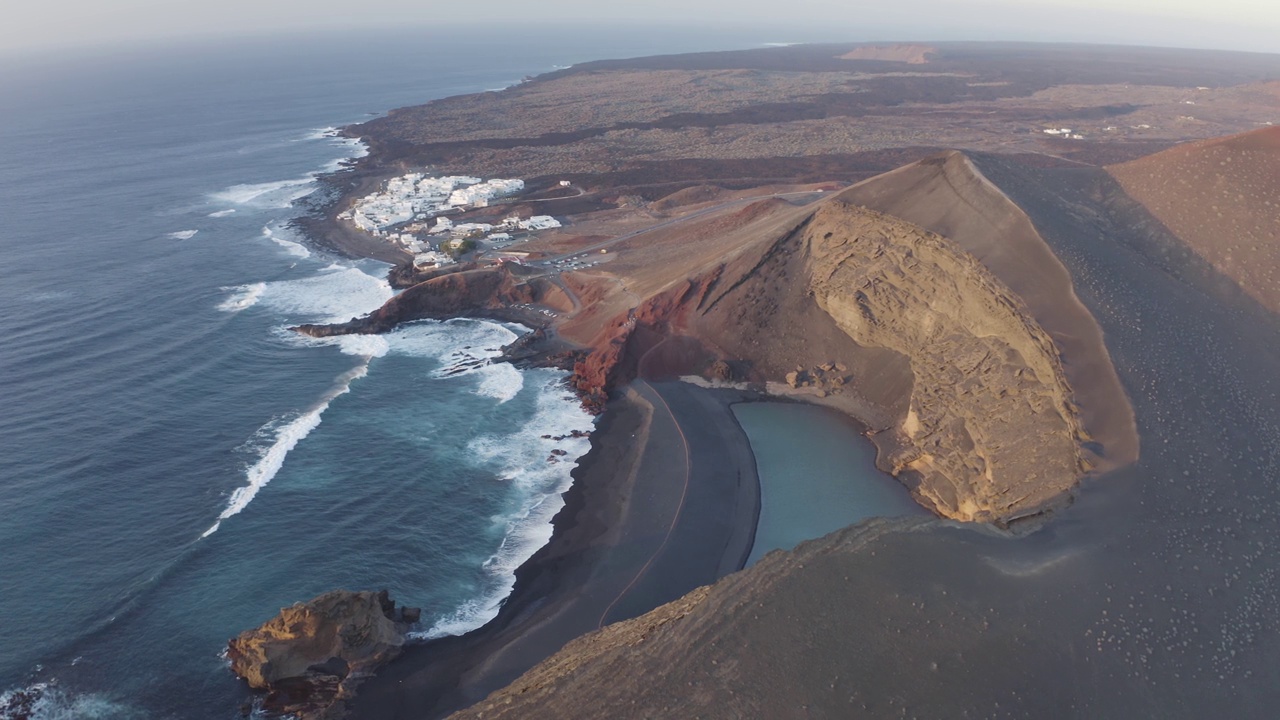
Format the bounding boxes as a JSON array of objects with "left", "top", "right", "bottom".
[{"left": 295, "top": 263, "right": 571, "bottom": 337}]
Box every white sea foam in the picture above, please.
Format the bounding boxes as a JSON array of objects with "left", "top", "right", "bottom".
[
  {"left": 475, "top": 363, "right": 525, "bottom": 404},
  {"left": 301, "top": 126, "right": 339, "bottom": 141},
  {"left": 211, "top": 177, "right": 317, "bottom": 209},
  {"left": 202, "top": 363, "right": 369, "bottom": 538},
  {"left": 207, "top": 209, "right": 236, "bottom": 218},
  {"left": 166, "top": 229, "right": 198, "bottom": 240},
  {"left": 417, "top": 369, "right": 593, "bottom": 639},
  {"left": 321, "top": 137, "right": 368, "bottom": 172},
  {"left": 256, "top": 265, "right": 393, "bottom": 325},
  {"left": 261, "top": 225, "right": 311, "bottom": 258},
  {"left": 331, "top": 333, "right": 390, "bottom": 358},
  {"left": 0, "top": 682, "right": 135, "bottom": 720},
  {"left": 216, "top": 282, "right": 266, "bottom": 313},
  {"left": 403, "top": 321, "right": 525, "bottom": 403},
  {"left": 214, "top": 131, "right": 365, "bottom": 211}
]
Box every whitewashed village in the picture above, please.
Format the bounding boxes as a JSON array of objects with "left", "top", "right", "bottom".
[{"left": 337, "top": 173, "right": 565, "bottom": 268}]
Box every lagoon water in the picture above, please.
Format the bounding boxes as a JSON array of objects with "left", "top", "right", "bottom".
[
  {"left": 733, "top": 402, "right": 927, "bottom": 566},
  {"left": 0, "top": 27, "right": 792, "bottom": 718}
]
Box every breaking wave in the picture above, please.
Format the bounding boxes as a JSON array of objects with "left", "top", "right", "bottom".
[
  {"left": 201, "top": 362, "right": 369, "bottom": 538},
  {"left": 418, "top": 369, "right": 593, "bottom": 638},
  {"left": 211, "top": 177, "right": 318, "bottom": 210},
  {"left": 261, "top": 225, "right": 311, "bottom": 258},
  {"left": 216, "top": 282, "right": 265, "bottom": 313},
  {"left": 166, "top": 230, "right": 198, "bottom": 240},
  {"left": 0, "top": 682, "right": 137, "bottom": 720}
]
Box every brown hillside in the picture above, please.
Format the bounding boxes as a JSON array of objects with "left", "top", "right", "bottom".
[
  {"left": 838, "top": 44, "right": 937, "bottom": 65},
  {"left": 690, "top": 203, "right": 1086, "bottom": 521},
  {"left": 839, "top": 151, "right": 1139, "bottom": 471},
  {"left": 1108, "top": 126, "right": 1280, "bottom": 314}
]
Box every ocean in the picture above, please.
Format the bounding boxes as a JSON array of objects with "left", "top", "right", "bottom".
[{"left": 0, "top": 26, "right": 786, "bottom": 718}]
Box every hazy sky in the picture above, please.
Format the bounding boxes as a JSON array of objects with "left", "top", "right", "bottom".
[{"left": 3, "top": 0, "right": 1278, "bottom": 55}]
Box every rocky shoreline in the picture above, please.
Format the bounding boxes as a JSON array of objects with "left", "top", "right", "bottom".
[{"left": 228, "top": 590, "right": 420, "bottom": 719}]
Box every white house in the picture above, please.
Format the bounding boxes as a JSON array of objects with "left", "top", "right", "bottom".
[{"left": 518, "top": 215, "right": 562, "bottom": 231}]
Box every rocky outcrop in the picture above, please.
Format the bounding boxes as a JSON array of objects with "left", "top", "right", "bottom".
[
  {"left": 294, "top": 264, "right": 570, "bottom": 337},
  {"left": 804, "top": 203, "right": 1085, "bottom": 521},
  {"left": 387, "top": 260, "right": 480, "bottom": 289},
  {"left": 569, "top": 271, "right": 724, "bottom": 412},
  {"left": 227, "top": 590, "right": 418, "bottom": 719}
]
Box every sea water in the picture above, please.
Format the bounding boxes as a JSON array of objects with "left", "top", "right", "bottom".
[
  {"left": 733, "top": 402, "right": 928, "bottom": 566},
  {"left": 0, "top": 26, "right": 785, "bottom": 718}
]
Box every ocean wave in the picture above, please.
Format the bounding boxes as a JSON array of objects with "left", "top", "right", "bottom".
[
  {"left": 320, "top": 138, "right": 368, "bottom": 173},
  {"left": 210, "top": 177, "right": 317, "bottom": 209},
  {"left": 166, "top": 229, "right": 198, "bottom": 240},
  {"left": 202, "top": 363, "right": 369, "bottom": 538},
  {"left": 413, "top": 320, "right": 525, "bottom": 403},
  {"left": 207, "top": 208, "right": 236, "bottom": 218},
  {"left": 417, "top": 370, "right": 593, "bottom": 639},
  {"left": 214, "top": 130, "right": 366, "bottom": 211},
  {"left": 300, "top": 126, "right": 339, "bottom": 141},
  {"left": 474, "top": 363, "right": 525, "bottom": 404},
  {"left": 216, "top": 282, "right": 266, "bottom": 313},
  {"left": 261, "top": 225, "right": 311, "bottom": 259},
  {"left": 0, "top": 682, "right": 137, "bottom": 720},
  {"left": 255, "top": 265, "right": 393, "bottom": 326}
]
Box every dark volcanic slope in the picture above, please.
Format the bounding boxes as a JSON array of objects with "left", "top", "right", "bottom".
[
  {"left": 1109, "top": 125, "right": 1280, "bottom": 314},
  {"left": 449, "top": 148, "right": 1280, "bottom": 719}
]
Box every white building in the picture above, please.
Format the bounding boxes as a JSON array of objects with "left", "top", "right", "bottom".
[
  {"left": 447, "top": 178, "right": 525, "bottom": 207},
  {"left": 413, "top": 251, "right": 453, "bottom": 268},
  {"left": 452, "top": 222, "right": 495, "bottom": 236},
  {"left": 518, "top": 215, "right": 562, "bottom": 231},
  {"left": 344, "top": 174, "right": 522, "bottom": 233}
]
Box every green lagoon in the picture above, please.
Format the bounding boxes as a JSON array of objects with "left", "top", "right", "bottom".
[{"left": 733, "top": 402, "right": 929, "bottom": 566}]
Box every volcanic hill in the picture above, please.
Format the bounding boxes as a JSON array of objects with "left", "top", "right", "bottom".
[
  {"left": 1109, "top": 125, "right": 1280, "bottom": 314},
  {"left": 290, "top": 43, "right": 1280, "bottom": 720}
]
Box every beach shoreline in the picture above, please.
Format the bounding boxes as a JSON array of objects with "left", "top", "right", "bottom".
[{"left": 347, "top": 379, "right": 762, "bottom": 719}]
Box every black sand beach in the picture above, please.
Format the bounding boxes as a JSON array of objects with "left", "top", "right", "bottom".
[{"left": 350, "top": 380, "right": 760, "bottom": 719}]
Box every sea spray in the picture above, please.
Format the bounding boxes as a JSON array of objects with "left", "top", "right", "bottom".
[
  {"left": 201, "top": 362, "right": 371, "bottom": 537},
  {"left": 210, "top": 177, "right": 318, "bottom": 210},
  {"left": 254, "top": 264, "right": 393, "bottom": 325},
  {"left": 262, "top": 225, "right": 311, "bottom": 259},
  {"left": 419, "top": 369, "right": 594, "bottom": 638},
  {"left": 216, "top": 282, "right": 266, "bottom": 313},
  {"left": 0, "top": 682, "right": 138, "bottom": 720}
]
